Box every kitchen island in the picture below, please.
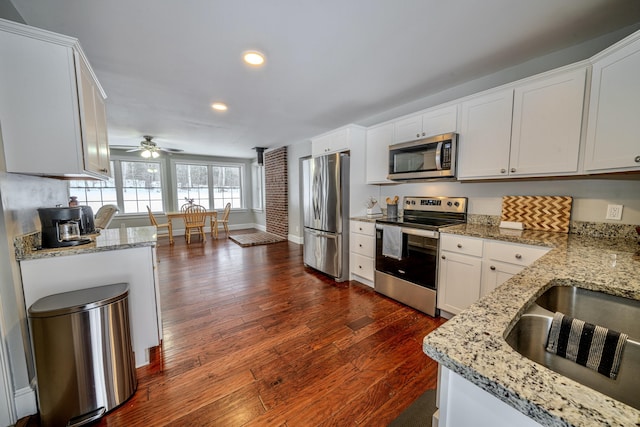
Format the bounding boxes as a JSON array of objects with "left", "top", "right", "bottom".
[
  {"left": 423, "top": 223, "right": 640, "bottom": 427},
  {"left": 18, "top": 226, "right": 162, "bottom": 367}
]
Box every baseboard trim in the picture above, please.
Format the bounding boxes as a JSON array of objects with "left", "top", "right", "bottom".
[
  {"left": 14, "top": 384, "right": 37, "bottom": 418},
  {"left": 288, "top": 234, "right": 303, "bottom": 245}
]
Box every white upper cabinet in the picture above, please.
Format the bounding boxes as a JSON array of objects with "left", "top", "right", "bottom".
[
  {"left": 458, "top": 67, "right": 586, "bottom": 179},
  {"left": 510, "top": 68, "right": 585, "bottom": 176},
  {"left": 0, "top": 19, "right": 110, "bottom": 179},
  {"left": 584, "top": 31, "right": 640, "bottom": 173},
  {"left": 312, "top": 127, "right": 349, "bottom": 157},
  {"left": 458, "top": 89, "right": 514, "bottom": 179},
  {"left": 394, "top": 105, "right": 458, "bottom": 143},
  {"left": 365, "top": 123, "right": 394, "bottom": 184}
]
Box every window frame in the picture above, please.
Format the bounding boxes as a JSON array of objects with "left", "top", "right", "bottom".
[
  {"left": 170, "top": 158, "right": 246, "bottom": 211},
  {"left": 69, "top": 156, "right": 167, "bottom": 216}
]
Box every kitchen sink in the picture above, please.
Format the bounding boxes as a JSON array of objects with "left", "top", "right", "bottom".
[{"left": 505, "top": 283, "right": 640, "bottom": 409}]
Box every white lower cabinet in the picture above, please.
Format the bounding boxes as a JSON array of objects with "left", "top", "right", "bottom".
[
  {"left": 437, "top": 366, "right": 542, "bottom": 427},
  {"left": 19, "top": 246, "right": 161, "bottom": 368},
  {"left": 438, "top": 235, "right": 483, "bottom": 315},
  {"left": 439, "top": 234, "right": 550, "bottom": 316},
  {"left": 350, "top": 220, "right": 375, "bottom": 286},
  {"left": 481, "top": 240, "right": 549, "bottom": 297}
]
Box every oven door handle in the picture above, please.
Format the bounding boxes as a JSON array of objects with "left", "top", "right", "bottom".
[{"left": 400, "top": 227, "right": 439, "bottom": 238}]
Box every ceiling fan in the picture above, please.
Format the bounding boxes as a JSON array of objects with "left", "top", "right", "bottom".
[{"left": 110, "top": 135, "right": 184, "bottom": 158}]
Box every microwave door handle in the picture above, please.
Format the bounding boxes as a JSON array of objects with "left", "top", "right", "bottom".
[{"left": 435, "top": 141, "right": 443, "bottom": 170}]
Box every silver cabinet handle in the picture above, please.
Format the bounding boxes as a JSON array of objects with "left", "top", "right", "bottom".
[
  {"left": 500, "top": 169, "right": 506, "bottom": 174},
  {"left": 416, "top": 133, "right": 420, "bottom": 138},
  {"left": 100, "top": 168, "right": 108, "bottom": 173},
  {"left": 510, "top": 168, "right": 516, "bottom": 173},
  {"left": 441, "top": 255, "right": 446, "bottom": 260},
  {"left": 359, "top": 244, "right": 362, "bottom": 247},
  {"left": 490, "top": 265, "right": 496, "bottom": 271},
  {"left": 457, "top": 243, "right": 462, "bottom": 248},
  {"left": 422, "top": 132, "right": 426, "bottom": 136},
  {"left": 515, "top": 254, "right": 522, "bottom": 259},
  {"left": 635, "top": 155, "right": 640, "bottom": 163}
]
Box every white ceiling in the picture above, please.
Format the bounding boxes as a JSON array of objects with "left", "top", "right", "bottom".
[{"left": 9, "top": 0, "right": 640, "bottom": 159}]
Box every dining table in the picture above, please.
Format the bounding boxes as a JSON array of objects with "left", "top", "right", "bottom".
[{"left": 165, "top": 210, "right": 218, "bottom": 240}]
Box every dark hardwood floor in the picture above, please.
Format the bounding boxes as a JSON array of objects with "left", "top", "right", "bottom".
[{"left": 60, "top": 230, "right": 445, "bottom": 426}]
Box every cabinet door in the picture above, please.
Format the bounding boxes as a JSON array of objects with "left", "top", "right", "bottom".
[
  {"left": 510, "top": 68, "right": 585, "bottom": 176},
  {"left": 457, "top": 89, "right": 514, "bottom": 179},
  {"left": 78, "top": 58, "right": 101, "bottom": 173},
  {"left": 584, "top": 34, "right": 640, "bottom": 172},
  {"left": 480, "top": 261, "right": 524, "bottom": 297},
  {"left": 421, "top": 105, "right": 458, "bottom": 137},
  {"left": 0, "top": 28, "right": 83, "bottom": 175},
  {"left": 366, "top": 123, "right": 394, "bottom": 183},
  {"left": 312, "top": 128, "right": 349, "bottom": 156},
  {"left": 438, "top": 251, "right": 482, "bottom": 315},
  {"left": 394, "top": 114, "right": 423, "bottom": 143}
]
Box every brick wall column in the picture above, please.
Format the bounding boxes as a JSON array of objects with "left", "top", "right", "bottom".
[{"left": 264, "top": 147, "right": 288, "bottom": 238}]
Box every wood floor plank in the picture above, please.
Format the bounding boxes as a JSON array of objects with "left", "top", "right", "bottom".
[{"left": 80, "top": 231, "right": 447, "bottom": 426}]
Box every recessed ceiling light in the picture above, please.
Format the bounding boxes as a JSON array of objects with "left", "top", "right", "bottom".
[
  {"left": 211, "top": 102, "right": 228, "bottom": 111},
  {"left": 243, "top": 50, "right": 265, "bottom": 66}
]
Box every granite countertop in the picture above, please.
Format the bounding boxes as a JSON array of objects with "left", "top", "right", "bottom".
[
  {"left": 16, "top": 226, "right": 157, "bottom": 261},
  {"left": 423, "top": 223, "right": 640, "bottom": 427}
]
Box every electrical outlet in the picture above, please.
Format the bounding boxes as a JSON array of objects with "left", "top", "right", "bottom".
[{"left": 606, "top": 204, "right": 623, "bottom": 220}]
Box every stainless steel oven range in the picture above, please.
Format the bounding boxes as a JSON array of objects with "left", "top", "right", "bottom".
[{"left": 375, "top": 196, "right": 467, "bottom": 316}]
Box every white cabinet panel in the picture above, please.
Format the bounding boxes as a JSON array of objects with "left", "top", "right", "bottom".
[
  {"left": 394, "top": 105, "right": 457, "bottom": 143},
  {"left": 349, "top": 219, "right": 375, "bottom": 286},
  {"left": 20, "top": 247, "right": 161, "bottom": 368},
  {"left": 440, "top": 234, "right": 484, "bottom": 257},
  {"left": 312, "top": 128, "right": 349, "bottom": 157},
  {"left": 510, "top": 68, "right": 585, "bottom": 175},
  {"left": 481, "top": 261, "right": 524, "bottom": 297},
  {"left": 584, "top": 32, "right": 640, "bottom": 172},
  {"left": 365, "top": 123, "right": 394, "bottom": 184},
  {"left": 0, "top": 20, "right": 110, "bottom": 179},
  {"left": 457, "top": 89, "right": 514, "bottom": 179},
  {"left": 438, "top": 251, "right": 482, "bottom": 315},
  {"left": 458, "top": 68, "right": 585, "bottom": 180}
]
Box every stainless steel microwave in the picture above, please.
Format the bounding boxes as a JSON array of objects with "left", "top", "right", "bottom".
[{"left": 388, "top": 132, "right": 457, "bottom": 180}]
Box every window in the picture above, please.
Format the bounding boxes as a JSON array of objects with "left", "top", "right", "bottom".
[
  {"left": 121, "top": 161, "right": 164, "bottom": 213},
  {"left": 175, "top": 162, "right": 243, "bottom": 210},
  {"left": 68, "top": 162, "right": 117, "bottom": 212},
  {"left": 176, "top": 164, "right": 210, "bottom": 209},
  {"left": 251, "top": 162, "right": 264, "bottom": 211},
  {"left": 212, "top": 165, "right": 242, "bottom": 209},
  {"left": 69, "top": 160, "right": 164, "bottom": 214}
]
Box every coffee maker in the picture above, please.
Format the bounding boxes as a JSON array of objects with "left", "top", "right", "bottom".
[{"left": 38, "top": 207, "right": 92, "bottom": 248}]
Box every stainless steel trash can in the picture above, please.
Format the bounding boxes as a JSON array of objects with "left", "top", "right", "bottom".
[{"left": 29, "top": 283, "right": 137, "bottom": 427}]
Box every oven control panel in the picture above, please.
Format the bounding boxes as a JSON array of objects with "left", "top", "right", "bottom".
[{"left": 404, "top": 196, "right": 467, "bottom": 214}]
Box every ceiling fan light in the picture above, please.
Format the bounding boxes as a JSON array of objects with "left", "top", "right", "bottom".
[
  {"left": 151, "top": 150, "right": 160, "bottom": 158},
  {"left": 141, "top": 149, "right": 152, "bottom": 158}
]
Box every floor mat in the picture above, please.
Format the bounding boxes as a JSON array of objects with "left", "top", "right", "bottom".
[{"left": 229, "top": 232, "right": 286, "bottom": 247}]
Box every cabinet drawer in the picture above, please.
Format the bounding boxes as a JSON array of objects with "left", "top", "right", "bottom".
[
  {"left": 440, "top": 234, "right": 483, "bottom": 257},
  {"left": 351, "top": 232, "right": 375, "bottom": 256},
  {"left": 351, "top": 252, "right": 374, "bottom": 281},
  {"left": 484, "top": 240, "right": 549, "bottom": 267},
  {"left": 350, "top": 220, "right": 375, "bottom": 236}
]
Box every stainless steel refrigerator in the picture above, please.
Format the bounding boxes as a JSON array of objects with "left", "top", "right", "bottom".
[{"left": 302, "top": 153, "right": 350, "bottom": 282}]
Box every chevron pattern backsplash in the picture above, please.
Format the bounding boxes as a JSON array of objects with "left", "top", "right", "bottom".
[{"left": 501, "top": 196, "right": 573, "bottom": 233}]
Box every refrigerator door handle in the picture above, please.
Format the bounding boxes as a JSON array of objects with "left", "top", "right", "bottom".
[{"left": 312, "top": 231, "right": 337, "bottom": 239}]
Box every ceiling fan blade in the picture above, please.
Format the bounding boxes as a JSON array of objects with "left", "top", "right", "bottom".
[
  {"left": 159, "top": 147, "right": 184, "bottom": 153},
  {"left": 109, "top": 145, "right": 141, "bottom": 151}
]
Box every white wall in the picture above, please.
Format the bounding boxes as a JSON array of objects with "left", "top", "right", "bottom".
[{"left": 0, "top": 172, "right": 68, "bottom": 420}]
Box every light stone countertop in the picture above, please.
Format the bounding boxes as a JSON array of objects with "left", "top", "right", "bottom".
[
  {"left": 423, "top": 223, "right": 640, "bottom": 427},
  {"left": 16, "top": 226, "right": 157, "bottom": 261}
]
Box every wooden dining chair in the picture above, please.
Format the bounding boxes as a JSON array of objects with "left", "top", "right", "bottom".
[
  {"left": 212, "top": 202, "right": 231, "bottom": 239},
  {"left": 183, "top": 204, "right": 207, "bottom": 244},
  {"left": 146, "top": 206, "right": 174, "bottom": 245}
]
